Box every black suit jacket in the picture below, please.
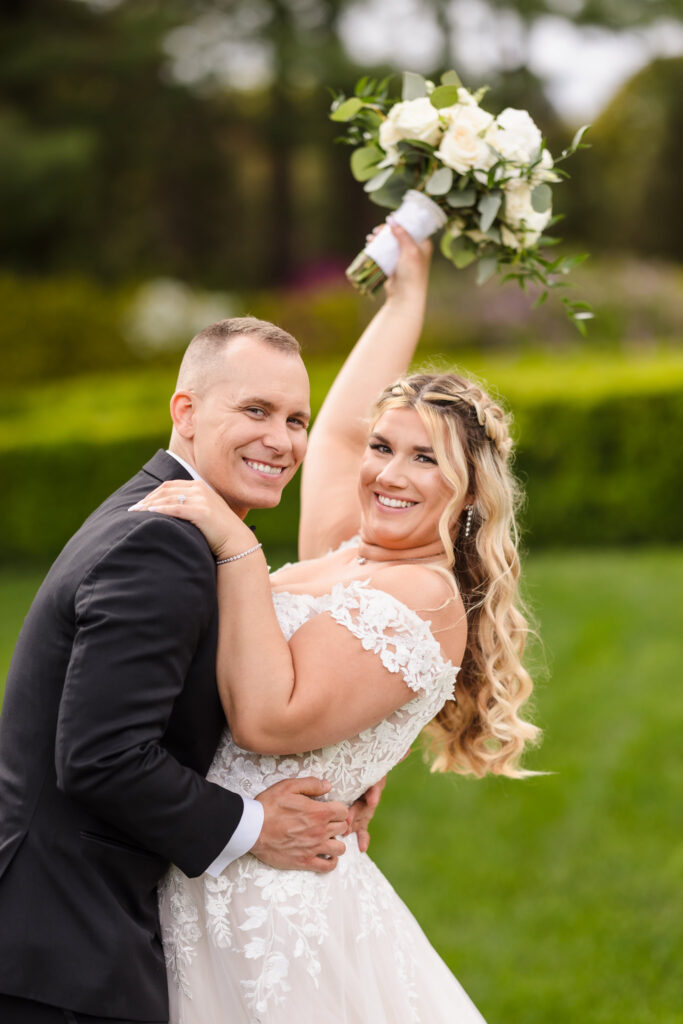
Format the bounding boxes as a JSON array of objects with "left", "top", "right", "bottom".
[{"left": 0, "top": 451, "right": 244, "bottom": 1021}]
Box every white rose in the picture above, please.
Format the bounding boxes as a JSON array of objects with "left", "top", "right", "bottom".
[
  {"left": 441, "top": 100, "right": 493, "bottom": 134},
  {"left": 438, "top": 125, "right": 495, "bottom": 175},
  {"left": 454, "top": 87, "right": 478, "bottom": 107},
  {"left": 502, "top": 179, "right": 551, "bottom": 249},
  {"left": 380, "top": 97, "right": 442, "bottom": 148},
  {"left": 501, "top": 225, "right": 523, "bottom": 250},
  {"left": 504, "top": 180, "right": 551, "bottom": 228},
  {"left": 379, "top": 118, "right": 401, "bottom": 150},
  {"left": 530, "top": 148, "right": 560, "bottom": 185},
  {"left": 437, "top": 105, "right": 497, "bottom": 176},
  {"left": 487, "top": 108, "right": 542, "bottom": 166}
]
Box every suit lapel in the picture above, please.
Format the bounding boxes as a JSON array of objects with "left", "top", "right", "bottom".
[{"left": 142, "top": 449, "right": 194, "bottom": 485}]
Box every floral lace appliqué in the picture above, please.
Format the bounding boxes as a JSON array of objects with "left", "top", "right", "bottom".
[{"left": 161, "top": 578, "right": 459, "bottom": 1021}]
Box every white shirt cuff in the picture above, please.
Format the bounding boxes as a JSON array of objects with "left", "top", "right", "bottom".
[{"left": 203, "top": 797, "right": 264, "bottom": 877}]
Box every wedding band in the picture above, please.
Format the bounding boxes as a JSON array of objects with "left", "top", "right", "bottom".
[{"left": 177, "top": 494, "right": 187, "bottom": 504}]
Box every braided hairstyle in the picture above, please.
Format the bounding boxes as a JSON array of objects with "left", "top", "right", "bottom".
[{"left": 370, "top": 373, "right": 540, "bottom": 778}]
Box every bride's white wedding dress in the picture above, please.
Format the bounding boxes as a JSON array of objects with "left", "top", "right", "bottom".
[{"left": 159, "top": 579, "right": 486, "bottom": 1023}]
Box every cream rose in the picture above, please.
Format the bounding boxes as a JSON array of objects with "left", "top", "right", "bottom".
[
  {"left": 530, "top": 148, "right": 560, "bottom": 185},
  {"left": 487, "top": 108, "right": 542, "bottom": 166},
  {"left": 437, "top": 103, "right": 497, "bottom": 176},
  {"left": 379, "top": 97, "right": 442, "bottom": 150},
  {"left": 502, "top": 179, "right": 551, "bottom": 249},
  {"left": 441, "top": 98, "right": 493, "bottom": 133}
]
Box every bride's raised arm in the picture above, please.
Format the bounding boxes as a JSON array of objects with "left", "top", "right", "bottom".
[{"left": 298, "top": 223, "right": 432, "bottom": 560}]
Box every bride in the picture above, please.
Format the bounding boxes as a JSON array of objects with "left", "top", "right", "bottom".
[{"left": 138, "top": 224, "right": 539, "bottom": 1023}]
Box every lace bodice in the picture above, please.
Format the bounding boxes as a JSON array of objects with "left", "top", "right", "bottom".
[{"left": 206, "top": 579, "right": 458, "bottom": 805}]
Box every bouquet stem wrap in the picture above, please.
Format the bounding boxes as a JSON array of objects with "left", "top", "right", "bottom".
[{"left": 346, "top": 190, "right": 448, "bottom": 295}]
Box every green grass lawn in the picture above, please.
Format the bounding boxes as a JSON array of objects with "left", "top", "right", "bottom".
[{"left": 1, "top": 549, "right": 681, "bottom": 1023}]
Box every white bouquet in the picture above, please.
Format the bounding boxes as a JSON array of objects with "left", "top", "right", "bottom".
[{"left": 331, "top": 70, "right": 592, "bottom": 330}]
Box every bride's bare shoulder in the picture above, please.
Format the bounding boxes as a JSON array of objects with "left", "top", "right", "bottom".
[
  {"left": 370, "top": 563, "right": 467, "bottom": 662},
  {"left": 371, "top": 562, "right": 457, "bottom": 609}
]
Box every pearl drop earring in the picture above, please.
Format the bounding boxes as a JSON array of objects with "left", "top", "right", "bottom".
[{"left": 464, "top": 504, "right": 474, "bottom": 538}]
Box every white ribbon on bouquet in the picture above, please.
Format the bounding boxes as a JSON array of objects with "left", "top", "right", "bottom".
[{"left": 363, "top": 190, "right": 448, "bottom": 275}]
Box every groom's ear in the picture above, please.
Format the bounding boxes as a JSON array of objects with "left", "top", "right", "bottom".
[{"left": 170, "top": 390, "right": 197, "bottom": 439}]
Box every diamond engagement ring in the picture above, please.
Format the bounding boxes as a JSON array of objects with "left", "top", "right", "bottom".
[{"left": 177, "top": 494, "right": 187, "bottom": 504}]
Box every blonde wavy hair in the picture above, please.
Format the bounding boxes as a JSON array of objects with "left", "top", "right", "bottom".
[{"left": 370, "top": 372, "right": 540, "bottom": 779}]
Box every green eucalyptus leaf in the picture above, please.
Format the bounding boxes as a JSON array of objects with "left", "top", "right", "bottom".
[
  {"left": 531, "top": 184, "right": 552, "bottom": 213},
  {"left": 446, "top": 188, "right": 476, "bottom": 208},
  {"left": 426, "top": 166, "right": 453, "bottom": 195},
  {"left": 570, "top": 124, "right": 591, "bottom": 152},
  {"left": 429, "top": 85, "right": 460, "bottom": 109},
  {"left": 476, "top": 257, "right": 497, "bottom": 285},
  {"left": 478, "top": 191, "right": 502, "bottom": 233},
  {"left": 440, "top": 230, "right": 455, "bottom": 259},
  {"left": 440, "top": 70, "right": 462, "bottom": 88},
  {"left": 363, "top": 166, "right": 394, "bottom": 193},
  {"left": 330, "top": 97, "right": 364, "bottom": 122},
  {"left": 449, "top": 236, "right": 477, "bottom": 269},
  {"left": 397, "top": 138, "right": 436, "bottom": 154},
  {"left": 360, "top": 109, "right": 383, "bottom": 129},
  {"left": 473, "top": 85, "right": 489, "bottom": 104},
  {"left": 557, "top": 253, "right": 589, "bottom": 274},
  {"left": 368, "top": 171, "right": 411, "bottom": 209},
  {"left": 402, "top": 72, "right": 427, "bottom": 100},
  {"left": 350, "top": 145, "right": 384, "bottom": 182}
]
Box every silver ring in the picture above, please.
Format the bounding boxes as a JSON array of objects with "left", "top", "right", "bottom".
[{"left": 177, "top": 494, "right": 187, "bottom": 504}]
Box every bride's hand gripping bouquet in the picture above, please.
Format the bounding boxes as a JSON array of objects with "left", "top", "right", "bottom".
[{"left": 330, "top": 70, "right": 592, "bottom": 331}]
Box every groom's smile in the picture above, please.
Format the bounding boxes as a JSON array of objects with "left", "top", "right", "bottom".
[
  {"left": 243, "top": 459, "right": 287, "bottom": 477},
  {"left": 170, "top": 333, "right": 310, "bottom": 518}
]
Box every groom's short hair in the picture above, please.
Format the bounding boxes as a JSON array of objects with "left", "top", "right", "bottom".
[{"left": 176, "top": 316, "right": 301, "bottom": 393}]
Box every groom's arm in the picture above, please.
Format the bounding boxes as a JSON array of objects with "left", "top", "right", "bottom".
[{"left": 55, "top": 515, "right": 242, "bottom": 877}]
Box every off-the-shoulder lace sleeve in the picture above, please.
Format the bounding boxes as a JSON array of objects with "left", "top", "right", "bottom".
[{"left": 317, "top": 579, "right": 458, "bottom": 700}]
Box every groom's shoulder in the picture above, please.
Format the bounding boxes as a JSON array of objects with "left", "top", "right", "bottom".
[{"left": 48, "top": 452, "right": 214, "bottom": 582}]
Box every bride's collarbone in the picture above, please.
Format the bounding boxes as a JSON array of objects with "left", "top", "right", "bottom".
[{"left": 269, "top": 549, "right": 436, "bottom": 598}]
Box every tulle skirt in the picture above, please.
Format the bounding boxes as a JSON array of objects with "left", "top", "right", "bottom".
[{"left": 159, "top": 833, "right": 486, "bottom": 1024}]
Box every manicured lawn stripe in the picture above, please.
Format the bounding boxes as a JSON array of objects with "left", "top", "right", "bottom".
[{"left": 0, "top": 549, "right": 681, "bottom": 1023}]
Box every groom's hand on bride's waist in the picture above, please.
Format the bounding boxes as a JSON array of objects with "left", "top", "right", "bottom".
[
  {"left": 252, "top": 777, "right": 349, "bottom": 873},
  {"left": 346, "top": 776, "right": 387, "bottom": 854}
]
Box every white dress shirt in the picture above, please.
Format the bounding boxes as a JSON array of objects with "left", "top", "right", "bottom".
[{"left": 166, "top": 450, "right": 264, "bottom": 874}]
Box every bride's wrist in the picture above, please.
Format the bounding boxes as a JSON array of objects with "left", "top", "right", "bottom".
[
  {"left": 215, "top": 541, "right": 263, "bottom": 566},
  {"left": 214, "top": 528, "right": 261, "bottom": 562}
]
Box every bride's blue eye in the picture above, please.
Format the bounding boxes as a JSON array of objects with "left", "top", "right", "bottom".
[
  {"left": 416, "top": 453, "right": 436, "bottom": 464},
  {"left": 369, "top": 442, "right": 391, "bottom": 454}
]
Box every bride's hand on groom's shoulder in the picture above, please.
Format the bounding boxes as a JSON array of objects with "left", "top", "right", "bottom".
[{"left": 129, "top": 480, "right": 254, "bottom": 560}]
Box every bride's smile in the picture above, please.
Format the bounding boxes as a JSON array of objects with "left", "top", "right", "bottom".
[{"left": 357, "top": 407, "right": 460, "bottom": 556}]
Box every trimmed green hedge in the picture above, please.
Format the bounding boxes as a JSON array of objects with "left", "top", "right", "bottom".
[{"left": 2, "top": 369, "right": 681, "bottom": 563}]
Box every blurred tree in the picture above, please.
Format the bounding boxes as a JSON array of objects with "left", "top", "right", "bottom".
[
  {"left": 1, "top": 0, "right": 681, "bottom": 287},
  {"left": 0, "top": 0, "right": 244, "bottom": 284},
  {"left": 477, "top": 0, "right": 682, "bottom": 27},
  {"left": 563, "top": 57, "right": 683, "bottom": 260}
]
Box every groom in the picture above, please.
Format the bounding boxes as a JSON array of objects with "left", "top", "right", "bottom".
[{"left": 0, "top": 316, "right": 369, "bottom": 1023}]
